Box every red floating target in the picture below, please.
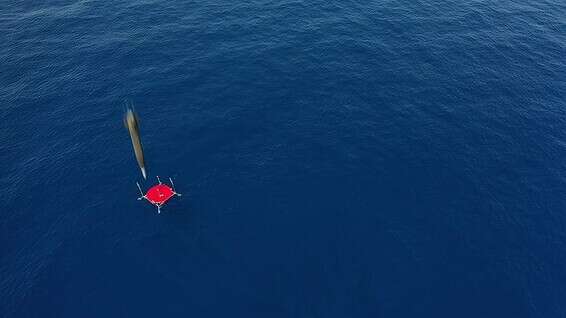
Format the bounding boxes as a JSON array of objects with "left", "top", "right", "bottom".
[
  {"left": 136, "top": 176, "right": 181, "bottom": 213},
  {"left": 146, "top": 184, "right": 175, "bottom": 205}
]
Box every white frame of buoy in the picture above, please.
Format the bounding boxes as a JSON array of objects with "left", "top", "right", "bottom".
[{"left": 136, "top": 176, "right": 182, "bottom": 214}]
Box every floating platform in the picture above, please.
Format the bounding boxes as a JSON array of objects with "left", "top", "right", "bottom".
[{"left": 136, "top": 176, "right": 181, "bottom": 213}]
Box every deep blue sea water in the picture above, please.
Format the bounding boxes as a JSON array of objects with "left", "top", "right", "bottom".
[{"left": 2, "top": 0, "right": 566, "bottom": 316}]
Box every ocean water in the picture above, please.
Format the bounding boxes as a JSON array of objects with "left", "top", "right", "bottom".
[{"left": 1, "top": 0, "right": 566, "bottom": 316}]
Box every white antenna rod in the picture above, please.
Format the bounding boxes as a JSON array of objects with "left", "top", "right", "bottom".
[
  {"left": 136, "top": 182, "right": 144, "bottom": 199},
  {"left": 169, "top": 177, "right": 182, "bottom": 196}
]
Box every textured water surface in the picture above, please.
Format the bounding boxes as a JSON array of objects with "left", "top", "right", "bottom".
[{"left": 1, "top": 0, "right": 566, "bottom": 317}]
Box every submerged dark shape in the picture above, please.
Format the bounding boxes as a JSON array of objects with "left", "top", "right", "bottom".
[{"left": 124, "top": 105, "right": 147, "bottom": 179}]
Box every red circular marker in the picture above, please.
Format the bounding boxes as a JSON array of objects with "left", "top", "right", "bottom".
[{"left": 145, "top": 184, "right": 175, "bottom": 205}]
